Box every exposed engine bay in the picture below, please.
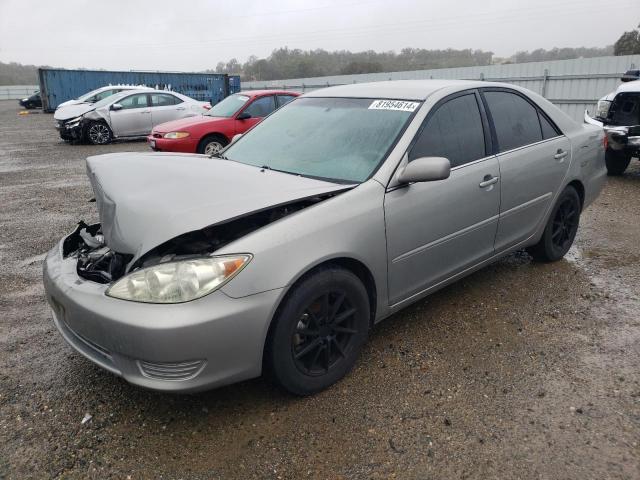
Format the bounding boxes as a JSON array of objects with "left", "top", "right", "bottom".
[{"left": 64, "top": 194, "right": 339, "bottom": 284}]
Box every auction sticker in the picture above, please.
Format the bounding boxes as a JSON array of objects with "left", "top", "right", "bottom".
[{"left": 368, "top": 100, "right": 420, "bottom": 112}]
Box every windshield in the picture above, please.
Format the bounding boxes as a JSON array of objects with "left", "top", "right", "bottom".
[
  {"left": 92, "top": 91, "right": 129, "bottom": 109},
  {"left": 224, "top": 97, "right": 419, "bottom": 183},
  {"left": 206, "top": 94, "right": 250, "bottom": 117},
  {"left": 77, "top": 87, "right": 103, "bottom": 102}
]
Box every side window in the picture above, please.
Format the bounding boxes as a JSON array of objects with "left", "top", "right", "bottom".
[
  {"left": 484, "top": 91, "right": 542, "bottom": 152},
  {"left": 151, "top": 93, "right": 181, "bottom": 106},
  {"left": 409, "top": 93, "right": 486, "bottom": 168},
  {"left": 277, "top": 95, "right": 297, "bottom": 107},
  {"left": 539, "top": 112, "right": 560, "bottom": 139},
  {"left": 118, "top": 94, "right": 149, "bottom": 109},
  {"left": 243, "top": 96, "right": 276, "bottom": 118}
]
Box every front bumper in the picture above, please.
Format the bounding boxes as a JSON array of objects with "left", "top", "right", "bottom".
[
  {"left": 43, "top": 237, "right": 282, "bottom": 393},
  {"left": 584, "top": 111, "right": 640, "bottom": 153},
  {"left": 55, "top": 119, "right": 84, "bottom": 141},
  {"left": 147, "top": 133, "right": 199, "bottom": 153}
]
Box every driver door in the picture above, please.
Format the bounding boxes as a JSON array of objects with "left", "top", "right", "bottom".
[
  {"left": 108, "top": 93, "right": 152, "bottom": 137},
  {"left": 384, "top": 91, "right": 500, "bottom": 305},
  {"left": 234, "top": 95, "right": 276, "bottom": 134}
]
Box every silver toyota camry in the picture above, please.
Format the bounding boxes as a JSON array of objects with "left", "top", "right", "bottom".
[{"left": 43, "top": 80, "right": 606, "bottom": 396}]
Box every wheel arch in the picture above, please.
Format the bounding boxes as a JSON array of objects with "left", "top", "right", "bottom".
[
  {"left": 261, "top": 256, "right": 378, "bottom": 367},
  {"left": 197, "top": 132, "right": 229, "bottom": 153},
  {"left": 566, "top": 179, "right": 585, "bottom": 210}
]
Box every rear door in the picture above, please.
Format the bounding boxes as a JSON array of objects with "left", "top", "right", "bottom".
[
  {"left": 108, "top": 93, "right": 152, "bottom": 136},
  {"left": 150, "top": 93, "right": 186, "bottom": 127},
  {"left": 384, "top": 91, "right": 500, "bottom": 304},
  {"left": 481, "top": 88, "right": 571, "bottom": 251},
  {"left": 234, "top": 95, "right": 276, "bottom": 133}
]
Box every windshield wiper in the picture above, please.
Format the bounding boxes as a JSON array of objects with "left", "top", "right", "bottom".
[{"left": 210, "top": 152, "right": 229, "bottom": 160}]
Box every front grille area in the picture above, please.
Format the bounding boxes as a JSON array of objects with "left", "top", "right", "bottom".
[{"left": 138, "top": 359, "right": 206, "bottom": 381}]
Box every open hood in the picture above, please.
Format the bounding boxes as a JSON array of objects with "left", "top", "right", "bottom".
[
  {"left": 54, "top": 103, "right": 94, "bottom": 121},
  {"left": 86, "top": 153, "right": 349, "bottom": 260}
]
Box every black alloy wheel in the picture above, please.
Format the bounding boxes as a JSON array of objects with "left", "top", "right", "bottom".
[
  {"left": 292, "top": 291, "right": 358, "bottom": 376},
  {"left": 265, "top": 267, "right": 369, "bottom": 396},
  {"left": 527, "top": 185, "right": 581, "bottom": 262}
]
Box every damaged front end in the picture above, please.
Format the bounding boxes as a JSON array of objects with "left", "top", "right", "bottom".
[
  {"left": 55, "top": 116, "right": 85, "bottom": 142},
  {"left": 63, "top": 222, "right": 132, "bottom": 283},
  {"left": 66, "top": 192, "right": 341, "bottom": 286},
  {"left": 585, "top": 91, "right": 640, "bottom": 155}
]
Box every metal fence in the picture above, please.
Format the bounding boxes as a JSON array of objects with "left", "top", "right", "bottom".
[
  {"left": 0, "top": 85, "right": 38, "bottom": 101},
  {"left": 243, "top": 55, "right": 640, "bottom": 121}
]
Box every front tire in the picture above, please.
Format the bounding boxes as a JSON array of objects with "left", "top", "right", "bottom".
[
  {"left": 197, "top": 134, "right": 228, "bottom": 155},
  {"left": 605, "top": 149, "right": 631, "bottom": 176},
  {"left": 85, "top": 121, "right": 112, "bottom": 145},
  {"left": 527, "top": 185, "right": 581, "bottom": 262},
  {"left": 265, "top": 267, "right": 370, "bottom": 396}
]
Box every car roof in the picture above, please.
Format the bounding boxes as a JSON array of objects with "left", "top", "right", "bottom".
[
  {"left": 239, "top": 90, "right": 300, "bottom": 97},
  {"left": 303, "top": 79, "right": 490, "bottom": 100},
  {"left": 92, "top": 85, "right": 151, "bottom": 92}
]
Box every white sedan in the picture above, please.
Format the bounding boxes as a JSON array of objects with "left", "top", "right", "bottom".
[{"left": 54, "top": 89, "right": 211, "bottom": 144}]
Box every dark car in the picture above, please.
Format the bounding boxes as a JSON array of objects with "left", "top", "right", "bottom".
[{"left": 19, "top": 91, "right": 42, "bottom": 109}]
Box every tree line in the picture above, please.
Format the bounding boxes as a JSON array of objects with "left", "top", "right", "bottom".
[
  {"left": 1, "top": 23, "right": 639, "bottom": 85},
  {"left": 211, "top": 45, "right": 616, "bottom": 81}
]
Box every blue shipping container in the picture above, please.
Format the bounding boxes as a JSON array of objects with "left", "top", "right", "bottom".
[{"left": 38, "top": 68, "right": 241, "bottom": 111}]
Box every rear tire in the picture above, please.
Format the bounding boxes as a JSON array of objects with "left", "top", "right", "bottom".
[
  {"left": 197, "top": 134, "right": 228, "bottom": 155},
  {"left": 527, "top": 185, "right": 581, "bottom": 262},
  {"left": 85, "top": 121, "right": 112, "bottom": 145},
  {"left": 605, "top": 149, "right": 631, "bottom": 176},
  {"left": 265, "top": 267, "right": 370, "bottom": 396}
]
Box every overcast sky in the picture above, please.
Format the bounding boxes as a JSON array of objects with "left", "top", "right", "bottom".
[{"left": 1, "top": 0, "right": 638, "bottom": 71}]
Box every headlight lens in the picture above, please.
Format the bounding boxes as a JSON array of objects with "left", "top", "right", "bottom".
[
  {"left": 596, "top": 100, "right": 611, "bottom": 119},
  {"left": 66, "top": 116, "right": 83, "bottom": 127},
  {"left": 163, "top": 131, "right": 190, "bottom": 139},
  {"left": 106, "top": 254, "right": 251, "bottom": 303}
]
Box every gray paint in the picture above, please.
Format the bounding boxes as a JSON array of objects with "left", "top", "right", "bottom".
[
  {"left": 86, "top": 152, "right": 349, "bottom": 259},
  {"left": 44, "top": 80, "right": 607, "bottom": 393}
]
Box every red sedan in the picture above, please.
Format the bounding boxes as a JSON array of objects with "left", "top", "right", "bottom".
[{"left": 147, "top": 90, "right": 299, "bottom": 155}]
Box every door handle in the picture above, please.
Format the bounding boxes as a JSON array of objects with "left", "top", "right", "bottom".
[
  {"left": 554, "top": 149, "right": 568, "bottom": 160},
  {"left": 479, "top": 175, "right": 499, "bottom": 188},
  {"left": 140, "top": 110, "right": 151, "bottom": 114},
  {"left": 176, "top": 107, "right": 186, "bottom": 111}
]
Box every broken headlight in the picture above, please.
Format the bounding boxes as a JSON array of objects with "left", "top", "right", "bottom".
[
  {"left": 106, "top": 254, "right": 251, "bottom": 303},
  {"left": 595, "top": 100, "right": 611, "bottom": 120}
]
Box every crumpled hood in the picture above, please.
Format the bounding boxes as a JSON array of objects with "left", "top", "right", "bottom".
[
  {"left": 152, "top": 115, "right": 225, "bottom": 133},
  {"left": 54, "top": 103, "right": 94, "bottom": 121},
  {"left": 86, "top": 152, "right": 348, "bottom": 259}
]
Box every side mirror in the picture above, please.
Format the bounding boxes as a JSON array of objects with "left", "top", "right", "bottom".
[
  {"left": 237, "top": 111, "right": 252, "bottom": 120},
  {"left": 397, "top": 157, "right": 451, "bottom": 183},
  {"left": 110, "top": 103, "right": 123, "bottom": 111},
  {"left": 231, "top": 133, "right": 243, "bottom": 144}
]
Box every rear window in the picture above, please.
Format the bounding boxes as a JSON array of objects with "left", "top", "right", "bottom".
[
  {"left": 484, "top": 91, "right": 542, "bottom": 152},
  {"left": 538, "top": 112, "right": 560, "bottom": 139}
]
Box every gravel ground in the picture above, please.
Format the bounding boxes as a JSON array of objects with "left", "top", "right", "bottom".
[{"left": 1, "top": 100, "right": 639, "bottom": 479}]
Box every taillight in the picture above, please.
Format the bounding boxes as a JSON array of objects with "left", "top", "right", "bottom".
[{"left": 603, "top": 133, "right": 608, "bottom": 150}]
